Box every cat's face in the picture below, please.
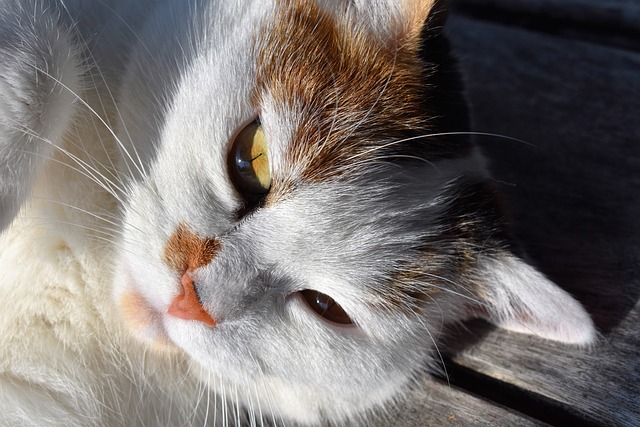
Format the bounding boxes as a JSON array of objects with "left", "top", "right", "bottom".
[{"left": 112, "top": 0, "right": 594, "bottom": 423}]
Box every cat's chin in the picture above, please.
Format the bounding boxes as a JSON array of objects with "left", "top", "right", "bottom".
[{"left": 188, "top": 363, "right": 407, "bottom": 426}]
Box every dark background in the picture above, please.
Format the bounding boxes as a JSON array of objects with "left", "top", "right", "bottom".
[{"left": 385, "top": 1, "right": 640, "bottom": 426}]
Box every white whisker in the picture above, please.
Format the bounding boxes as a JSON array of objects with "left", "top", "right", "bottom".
[
  {"left": 393, "top": 268, "right": 485, "bottom": 307},
  {"left": 5, "top": 124, "right": 129, "bottom": 204},
  {"left": 334, "top": 46, "right": 397, "bottom": 151},
  {"left": 345, "top": 131, "right": 535, "bottom": 164},
  {"left": 21, "top": 194, "right": 121, "bottom": 228},
  {"left": 32, "top": 65, "right": 148, "bottom": 180},
  {"left": 411, "top": 310, "right": 450, "bottom": 386}
]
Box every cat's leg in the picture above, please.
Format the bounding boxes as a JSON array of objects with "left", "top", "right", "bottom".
[{"left": 0, "top": 1, "right": 82, "bottom": 231}]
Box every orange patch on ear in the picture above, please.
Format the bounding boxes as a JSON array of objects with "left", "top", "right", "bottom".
[
  {"left": 163, "top": 224, "right": 222, "bottom": 272},
  {"left": 399, "top": 0, "right": 437, "bottom": 46}
]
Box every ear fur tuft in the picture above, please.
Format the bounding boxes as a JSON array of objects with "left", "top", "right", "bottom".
[
  {"left": 399, "top": 0, "right": 440, "bottom": 43},
  {"left": 348, "top": 0, "right": 439, "bottom": 48},
  {"left": 473, "top": 253, "right": 597, "bottom": 345}
]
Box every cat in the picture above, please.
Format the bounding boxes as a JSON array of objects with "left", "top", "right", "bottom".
[{"left": 0, "top": 0, "right": 596, "bottom": 425}]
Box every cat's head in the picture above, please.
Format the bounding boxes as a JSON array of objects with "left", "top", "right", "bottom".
[{"left": 112, "top": 0, "right": 595, "bottom": 423}]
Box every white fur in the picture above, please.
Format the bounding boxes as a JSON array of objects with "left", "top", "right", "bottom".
[
  {"left": 0, "top": 0, "right": 595, "bottom": 426},
  {"left": 476, "top": 255, "right": 596, "bottom": 344},
  {"left": 0, "top": 0, "right": 82, "bottom": 230}
]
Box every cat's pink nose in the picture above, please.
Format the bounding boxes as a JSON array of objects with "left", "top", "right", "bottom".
[{"left": 167, "top": 272, "right": 217, "bottom": 327}]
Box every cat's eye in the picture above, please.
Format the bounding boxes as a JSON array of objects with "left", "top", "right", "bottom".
[
  {"left": 300, "top": 290, "right": 353, "bottom": 325},
  {"left": 228, "top": 120, "right": 271, "bottom": 203}
]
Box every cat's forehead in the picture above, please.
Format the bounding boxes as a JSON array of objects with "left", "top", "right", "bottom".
[{"left": 255, "top": 0, "right": 431, "bottom": 197}]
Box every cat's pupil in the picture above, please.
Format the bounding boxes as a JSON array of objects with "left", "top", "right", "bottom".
[{"left": 300, "top": 290, "right": 353, "bottom": 325}]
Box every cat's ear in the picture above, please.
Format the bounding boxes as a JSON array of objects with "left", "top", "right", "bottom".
[
  {"left": 350, "top": 0, "right": 447, "bottom": 48},
  {"left": 470, "top": 251, "right": 597, "bottom": 345}
]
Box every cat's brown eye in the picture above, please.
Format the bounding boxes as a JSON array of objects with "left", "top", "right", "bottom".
[
  {"left": 228, "top": 120, "right": 271, "bottom": 200},
  {"left": 301, "top": 290, "right": 353, "bottom": 325}
]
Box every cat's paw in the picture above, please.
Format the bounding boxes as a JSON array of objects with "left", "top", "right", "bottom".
[{"left": 0, "top": 2, "right": 81, "bottom": 230}]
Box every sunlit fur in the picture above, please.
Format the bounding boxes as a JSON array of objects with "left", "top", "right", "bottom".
[{"left": 0, "top": 0, "right": 595, "bottom": 425}]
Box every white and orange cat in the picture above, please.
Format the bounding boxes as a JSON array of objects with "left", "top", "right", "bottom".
[{"left": 0, "top": 0, "right": 595, "bottom": 425}]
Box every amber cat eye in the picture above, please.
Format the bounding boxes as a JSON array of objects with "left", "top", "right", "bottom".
[
  {"left": 228, "top": 119, "right": 271, "bottom": 201},
  {"left": 300, "top": 290, "right": 353, "bottom": 325}
]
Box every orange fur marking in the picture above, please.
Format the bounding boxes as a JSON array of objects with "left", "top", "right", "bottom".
[
  {"left": 401, "top": 0, "right": 437, "bottom": 45},
  {"left": 163, "top": 224, "right": 220, "bottom": 326},
  {"left": 257, "top": 0, "right": 434, "bottom": 197},
  {"left": 163, "top": 223, "right": 222, "bottom": 272}
]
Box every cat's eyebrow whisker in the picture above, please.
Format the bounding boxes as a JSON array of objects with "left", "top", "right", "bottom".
[
  {"left": 56, "top": 19, "right": 136, "bottom": 184},
  {"left": 16, "top": 146, "right": 127, "bottom": 206},
  {"left": 393, "top": 269, "right": 486, "bottom": 308},
  {"left": 25, "top": 216, "right": 121, "bottom": 240},
  {"left": 69, "top": 122, "right": 126, "bottom": 187},
  {"left": 342, "top": 134, "right": 428, "bottom": 162},
  {"left": 89, "top": 57, "right": 149, "bottom": 183},
  {"left": 5, "top": 122, "right": 129, "bottom": 204},
  {"left": 388, "top": 264, "right": 487, "bottom": 308},
  {"left": 31, "top": 65, "right": 147, "bottom": 181},
  {"left": 347, "top": 154, "right": 440, "bottom": 174},
  {"left": 68, "top": 60, "right": 124, "bottom": 184},
  {"left": 2, "top": 116, "right": 120, "bottom": 186},
  {"left": 318, "top": 66, "right": 341, "bottom": 159},
  {"left": 371, "top": 153, "right": 439, "bottom": 165},
  {"left": 21, "top": 195, "right": 121, "bottom": 228},
  {"left": 345, "top": 131, "right": 536, "bottom": 164},
  {"left": 80, "top": 1, "right": 154, "bottom": 181},
  {"left": 85, "top": 76, "right": 135, "bottom": 182}
]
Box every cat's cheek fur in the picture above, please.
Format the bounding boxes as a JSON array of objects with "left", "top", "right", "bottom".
[{"left": 163, "top": 304, "right": 424, "bottom": 424}]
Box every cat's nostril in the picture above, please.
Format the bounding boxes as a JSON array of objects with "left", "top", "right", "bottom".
[{"left": 167, "top": 272, "right": 217, "bottom": 327}]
